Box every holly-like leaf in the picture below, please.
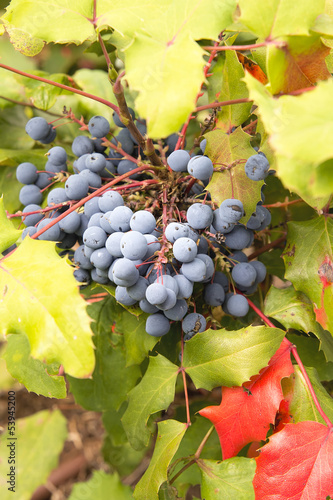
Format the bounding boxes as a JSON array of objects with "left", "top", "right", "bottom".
[
  {"left": 199, "top": 338, "right": 293, "bottom": 459},
  {"left": 133, "top": 419, "right": 187, "bottom": 500},
  {"left": 68, "top": 470, "right": 133, "bottom": 500},
  {"left": 198, "top": 457, "right": 256, "bottom": 500},
  {"left": 116, "top": 308, "right": 159, "bottom": 366},
  {"left": 122, "top": 354, "right": 179, "bottom": 450},
  {"left": 245, "top": 74, "right": 333, "bottom": 208},
  {"left": 286, "top": 334, "right": 333, "bottom": 380},
  {"left": 266, "top": 35, "right": 331, "bottom": 95},
  {"left": 1, "top": 0, "right": 96, "bottom": 56},
  {"left": 205, "top": 128, "right": 263, "bottom": 224},
  {"left": 216, "top": 50, "right": 252, "bottom": 131},
  {"left": 115, "top": 0, "right": 236, "bottom": 138},
  {"left": 253, "top": 421, "right": 333, "bottom": 499},
  {"left": 1, "top": 0, "right": 237, "bottom": 138},
  {"left": 237, "top": 0, "right": 326, "bottom": 39},
  {"left": 282, "top": 217, "right": 333, "bottom": 334},
  {"left": 264, "top": 284, "right": 333, "bottom": 361},
  {"left": 0, "top": 197, "right": 22, "bottom": 254},
  {"left": 0, "top": 237, "right": 95, "bottom": 378},
  {"left": 23, "top": 72, "right": 73, "bottom": 110},
  {"left": 0, "top": 409, "right": 67, "bottom": 500},
  {"left": 68, "top": 296, "right": 140, "bottom": 411},
  {"left": 183, "top": 325, "right": 286, "bottom": 391},
  {"left": 3, "top": 333, "right": 66, "bottom": 398},
  {"left": 284, "top": 366, "right": 333, "bottom": 425}
]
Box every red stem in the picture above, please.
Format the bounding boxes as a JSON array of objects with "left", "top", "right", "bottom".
[
  {"left": 195, "top": 98, "right": 250, "bottom": 112},
  {"left": 242, "top": 297, "right": 333, "bottom": 428},
  {"left": 180, "top": 330, "right": 191, "bottom": 427},
  {"left": 0, "top": 63, "right": 119, "bottom": 113},
  {"left": 291, "top": 346, "right": 333, "bottom": 429},
  {"left": 244, "top": 295, "right": 276, "bottom": 328},
  {"left": 263, "top": 199, "right": 303, "bottom": 209},
  {"left": 202, "top": 41, "right": 276, "bottom": 52},
  {"left": 25, "top": 166, "right": 154, "bottom": 241}
]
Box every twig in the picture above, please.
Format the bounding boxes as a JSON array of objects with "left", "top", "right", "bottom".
[
  {"left": 244, "top": 296, "right": 276, "bottom": 328},
  {"left": 247, "top": 235, "right": 286, "bottom": 260},
  {"left": 291, "top": 346, "right": 333, "bottom": 429},
  {"left": 112, "top": 73, "right": 163, "bottom": 167},
  {"left": 263, "top": 199, "right": 303, "bottom": 209},
  {"left": 195, "top": 98, "right": 250, "bottom": 113},
  {"left": 202, "top": 41, "right": 277, "bottom": 52},
  {"left": 0, "top": 62, "right": 119, "bottom": 113}
]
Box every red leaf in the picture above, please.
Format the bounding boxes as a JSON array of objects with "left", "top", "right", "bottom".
[
  {"left": 236, "top": 52, "right": 268, "bottom": 84},
  {"left": 253, "top": 422, "right": 333, "bottom": 500},
  {"left": 199, "top": 338, "right": 293, "bottom": 459}
]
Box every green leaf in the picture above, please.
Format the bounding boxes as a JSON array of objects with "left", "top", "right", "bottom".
[
  {"left": 264, "top": 285, "right": 333, "bottom": 361},
  {"left": 183, "top": 325, "right": 286, "bottom": 390},
  {"left": 122, "top": 354, "right": 179, "bottom": 450},
  {"left": 310, "top": 13, "right": 333, "bottom": 36},
  {"left": 98, "top": 0, "right": 237, "bottom": 138},
  {"left": 237, "top": 0, "right": 325, "bottom": 39},
  {"left": 68, "top": 470, "right": 133, "bottom": 500},
  {"left": 258, "top": 249, "right": 285, "bottom": 280},
  {"left": 286, "top": 333, "right": 333, "bottom": 381},
  {"left": 116, "top": 308, "right": 159, "bottom": 366},
  {"left": 217, "top": 50, "right": 252, "bottom": 131},
  {"left": 68, "top": 296, "right": 141, "bottom": 411},
  {"left": 0, "top": 409, "right": 67, "bottom": 499},
  {"left": 266, "top": 35, "right": 330, "bottom": 95},
  {"left": 103, "top": 406, "right": 128, "bottom": 447},
  {"left": 133, "top": 419, "right": 187, "bottom": 500},
  {"left": 282, "top": 218, "right": 333, "bottom": 335},
  {"left": 0, "top": 237, "right": 95, "bottom": 378},
  {"left": 285, "top": 366, "right": 333, "bottom": 424},
  {"left": 0, "top": 148, "right": 49, "bottom": 168},
  {"left": 72, "top": 68, "right": 118, "bottom": 121},
  {"left": 3, "top": 333, "right": 66, "bottom": 398},
  {"left": 24, "top": 72, "right": 73, "bottom": 110},
  {"left": 172, "top": 417, "right": 221, "bottom": 487},
  {"left": 245, "top": 74, "right": 333, "bottom": 208},
  {"left": 198, "top": 457, "right": 256, "bottom": 500},
  {"left": 0, "top": 197, "right": 22, "bottom": 254},
  {"left": 207, "top": 54, "right": 225, "bottom": 103},
  {"left": 205, "top": 128, "right": 263, "bottom": 224},
  {"left": 1, "top": 0, "right": 96, "bottom": 56}
]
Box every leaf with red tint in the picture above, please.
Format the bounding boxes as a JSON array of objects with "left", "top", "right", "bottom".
[
  {"left": 267, "top": 35, "right": 331, "bottom": 95},
  {"left": 236, "top": 52, "right": 268, "bottom": 84},
  {"left": 273, "top": 375, "right": 295, "bottom": 433},
  {"left": 282, "top": 218, "right": 333, "bottom": 333},
  {"left": 253, "top": 421, "right": 333, "bottom": 499},
  {"left": 199, "top": 338, "right": 293, "bottom": 460}
]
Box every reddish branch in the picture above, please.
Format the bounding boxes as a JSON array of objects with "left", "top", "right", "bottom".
[
  {"left": 0, "top": 62, "right": 120, "bottom": 113},
  {"left": 291, "top": 347, "right": 333, "bottom": 429},
  {"left": 112, "top": 73, "right": 164, "bottom": 167},
  {"left": 263, "top": 199, "right": 303, "bottom": 209},
  {"left": 243, "top": 297, "right": 333, "bottom": 429},
  {"left": 202, "top": 41, "right": 270, "bottom": 52},
  {"left": 15, "top": 167, "right": 156, "bottom": 243},
  {"left": 195, "top": 98, "right": 250, "bottom": 113},
  {"left": 247, "top": 235, "right": 286, "bottom": 260}
]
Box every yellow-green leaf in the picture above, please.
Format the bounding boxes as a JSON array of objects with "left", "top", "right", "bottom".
[
  {"left": 0, "top": 410, "right": 67, "bottom": 500},
  {"left": 0, "top": 237, "right": 95, "bottom": 378},
  {"left": 0, "top": 197, "right": 22, "bottom": 254},
  {"left": 245, "top": 73, "right": 333, "bottom": 208},
  {"left": 205, "top": 128, "right": 263, "bottom": 224}
]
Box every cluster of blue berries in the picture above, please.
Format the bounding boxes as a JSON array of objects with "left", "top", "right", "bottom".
[{"left": 16, "top": 112, "right": 271, "bottom": 338}]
